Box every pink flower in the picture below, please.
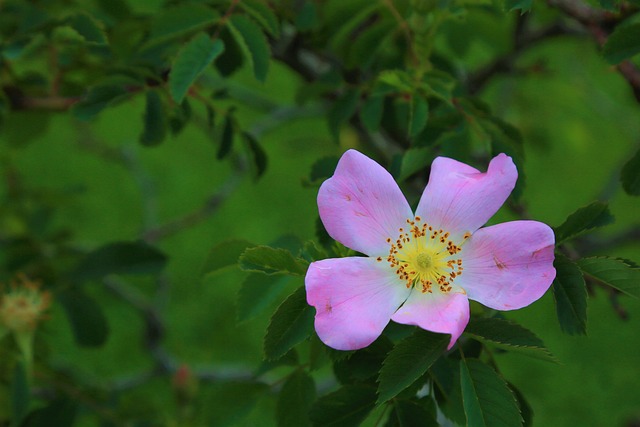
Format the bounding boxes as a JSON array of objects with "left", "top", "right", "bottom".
[{"left": 305, "top": 150, "right": 556, "bottom": 351}]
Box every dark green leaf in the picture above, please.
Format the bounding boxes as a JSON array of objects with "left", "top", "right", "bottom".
[
  {"left": 239, "top": 246, "right": 308, "bottom": 276},
  {"left": 621, "top": 147, "right": 640, "bottom": 195},
  {"left": 327, "top": 88, "right": 360, "bottom": 140},
  {"left": 300, "top": 240, "right": 328, "bottom": 263},
  {"left": 237, "top": 273, "right": 290, "bottom": 322},
  {"left": 169, "top": 99, "right": 192, "bottom": 136},
  {"left": 459, "top": 358, "right": 522, "bottom": 427},
  {"left": 603, "top": 23, "right": 640, "bottom": 64},
  {"left": 255, "top": 349, "right": 299, "bottom": 376},
  {"left": 360, "top": 94, "right": 385, "bottom": 132},
  {"left": 431, "top": 357, "right": 465, "bottom": 425},
  {"left": 73, "top": 241, "right": 167, "bottom": 281},
  {"left": 408, "top": 96, "right": 428, "bottom": 137},
  {"left": 504, "top": 0, "right": 533, "bottom": 13},
  {"left": 243, "top": 132, "right": 268, "bottom": 179},
  {"left": 552, "top": 254, "right": 587, "bottom": 335},
  {"left": 334, "top": 337, "right": 392, "bottom": 384},
  {"left": 169, "top": 34, "right": 224, "bottom": 103},
  {"left": 24, "top": 397, "right": 77, "bottom": 427},
  {"left": 309, "top": 156, "right": 340, "bottom": 185},
  {"left": 377, "top": 329, "right": 448, "bottom": 404},
  {"left": 277, "top": 370, "right": 316, "bottom": 427},
  {"left": 422, "top": 71, "right": 456, "bottom": 104},
  {"left": 554, "top": 201, "right": 614, "bottom": 244},
  {"left": 264, "top": 287, "right": 314, "bottom": 360},
  {"left": 309, "top": 384, "right": 377, "bottom": 427},
  {"left": 578, "top": 257, "right": 640, "bottom": 298},
  {"left": 296, "top": 1, "right": 319, "bottom": 30},
  {"left": 65, "top": 12, "right": 108, "bottom": 45},
  {"left": 58, "top": 288, "right": 109, "bottom": 347},
  {"left": 71, "top": 84, "right": 128, "bottom": 120},
  {"left": 202, "top": 239, "right": 254, "bottom": 276},
  {"left": 384, "top": 399, "right": 438, "bottom": 427},
  {"left": 510, "top": 383, "right": 534, "bottom": 427},
  {"left": 464, "top": 318, "right": 557, "bottom": 362},
  {"left": 12, "top": 362, "right": 30, "bottom": 426},
  {"left": 217, "top": 111, "right": 235, "bottom": 159},
  {"left": 147, "top": 4, "right": 219, "bottom": 46},
  {"left": 203, "top": 381, "right": 269, "bottom": 427},
  {"left": 239, "top": 0, "right": 280, "bottom": 37},
  {"left": 227, "top": 15, "right": 270, "bottom": 81},
  {"left": 139, "top": 90, "right": 166, "bottom": 146}
]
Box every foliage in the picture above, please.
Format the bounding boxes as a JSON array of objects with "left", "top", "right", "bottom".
[{"left": 0, "top": 0, "right": 639, "bottom": 426}]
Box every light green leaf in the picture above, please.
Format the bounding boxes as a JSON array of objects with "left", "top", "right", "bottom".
[
  {"left": 464, "top": 318, "right": 557, "bottom": 362},
  {"left": 621, "top": 147, "right": 640, "bottom": 196},
  {"left": 276, "top": 370, "right": 316, "bottom": 427},
  {"left": 552, "top": 254, "right": 588, "bottom": 335},
  {"left": 264, "top": 287, "right": 314, "bottom": 359},
  {"left": 578, "top": 256, "right": 640, "bottom": 298},
  {"left": 603, "top": 23, "right": 640, "bottom": 64},
  {"left": 398, "top": 146, "right": 433, "bottom": 181},
  {"left": 309, "top": 384, "right": 377, "bottom": 427},
  {"left": 139, "top": 90, "right": 166, "bottom": 146},
  {"left": 239, "top": 246, "right": 308, "bottom": 276},
  {"left": 459, "top": 358, "right": 522, "bottom": 427},
  {"left": 554, "top": 201, "right": 614, "bottom": 244},
  {"left": 377, "top": 329, "right": 448, "bottom": 404},
  {"left": 227, "top": 15, "right": 270, "bottom": 81},
  {"left": 169, "top": 34, "right": 224, "bottom": 103}
]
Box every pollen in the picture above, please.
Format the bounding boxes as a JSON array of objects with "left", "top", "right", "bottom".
[{"left": 384, "top": 217, "right": 465, "bottom": 294}]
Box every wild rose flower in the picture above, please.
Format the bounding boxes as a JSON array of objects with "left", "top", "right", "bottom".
[{"left": 305, "top": 150, "right": 555, "bottom": 351}]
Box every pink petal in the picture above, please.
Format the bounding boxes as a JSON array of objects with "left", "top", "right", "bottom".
[
  {"left": 456, "top": 220, "right": 556, "bottom": 310},
  {"left": 305, "top": 257, "right": 410, "bottom": 351},
  {"left": 318, "top": 150, "right": 413, "bottom": 256},
  {"left": 415, "top": 154, "right": 517, "bottom": 240},
  {"left": 391, "top": 291, "right": 470, "bottom": 350}
]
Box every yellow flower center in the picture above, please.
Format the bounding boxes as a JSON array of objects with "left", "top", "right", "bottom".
[{"left": 377, "top": 216, "right": 470, "bottom": 294}]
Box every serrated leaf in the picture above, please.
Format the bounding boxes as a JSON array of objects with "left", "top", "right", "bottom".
[
  {"left": 65, "top": 12, "right": 108, "bottom": 45},
  {"left": 276, "top": 370, "right": 316, "bottom": 427},
  {"left": 239, "top": 246, "right": 308, "bottom": 276},
  {"left": 147, "top": 4, "right": 219, "bottom": 46},
  {"left": 360, "top": 94, "right": 385, "bottom": 132},
  {"left": 12, "top": 362, "right": 30, "bottom": 426},
  {"left": 227, "top": 15, "right": 270, "bottom": 81},
  {"left": 202, "top": 239, "right": 254, "bottom": 276},
  {"left": 169, "top": 34, "right": 224, "bottom": 103},
  {"left": 621, "top": 147, "right": 640, "bottom": 195},
  {"left": 139, "top": 90, "right": 166, "bottom": 146},
  {"left": 239, "top": 0, "right": 280, "bottom": 37},
  {"left": 554, "top": 201, "right": 613, "bottom": 244},
  {"left": 552, "top": 254, "right": 587, "bottom": 335},
  {"left": 24, "top": 397, "right": 77, "bottom": 427},
  {"left": 378, "top": 70, "right": 413, "bottom": 92},
  {"left": 264, "top": 287, "right": 314, "bottom": 359},
  {"left": 384, "top": 399, "right": 438, "bottom": 427},
  {"left": 58, "top": 288, "right": 109, "bottom": 347},
  {"left": 309, "top": 384, "right": 377, "bottom": 427},
  {"left": 71, "top": 84, "right": 128, "bottom": 120},
  {"left": 578, "top": 257, "right": 640, "bottom": 298},
  {"left": 237, "top": 273, "right": 290, "bottom": 322},
  {"left": 464, "top": 318, "right": 557, "bottom": 362},
  {"left": 459, "top": 358, "right": 522, "bottom": 427},
  {"left": 509, "top": 383, "right": 534, "bottom": 427},
  {"left": 377, "top": 329, "right": 448, "bottom": 404},
  {"left": 603, "top": 23, "right": 640, "bottom": 64},
  {"left": 243, "top": 132, "right": 268, "bottom": 180},
  {"left": 408, "top": 96, "right": 429, "bottom": 138},
  {"left": 328, "top": 88, "right": 360, "bottom": 140},
  {"left": 73, "top": 241, "right": 167, "bottom": 281},
  {"left": 217, "top": 111, "right": 235, "bottom": 159}
]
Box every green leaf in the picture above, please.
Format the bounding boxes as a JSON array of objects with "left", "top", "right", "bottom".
[
  {"left": 464, "top": 318, "right": 557, "bottom": 362},
  {"left": 377, "top": 329, "right": 448, "bottom": 404},
  {"left": 603, "top": 23, "right": 640, "bottom": 64},
  {"left": 24, "top": 397, "right": 77, "bottom": 427},
  {"left": 334, "top": 337, "right": 392, "bottom": 384},
  {"left": 202, "top": 239, "right": 254, "bottom": 276},
  {"left": 621, "top": 147, "right": 640, "bottom": 195},
  {"left": 408, "top": 96, "right": 429, "bottom": 137},
  {"left": 237, "top": 273, "right": 290, "bottom": 322},
  {"left": 327, "top": 88, "right": 360, "bottom": 139},
  {"left": 431, "top": 358, "right": 465, "bottom": 425},
  {"left": 578, "top": 257, "right": 640, "bottom": 298},
  {"left": 296, "top": 1, "right": 319, "bottom": 30},
  {"left": 239, "top": 0, "right": 280, "bottom": 37},
  {"left": 203, "top": 381, "right": 269, "bottom": 427},
  {"left": 65, "top": 12, "right": 108, "bottom": 45},
  {"left": 217, "top": 111, "right": 235, "bottom": 159},
  {"left": 360, "top": 94, "right": 385, "bottom": 132},
  {"left": 422, "top": 71, "right": 456, "bottom": 104},
  {"left": 276, "top": 370, "right": 316, "bottom": 427},
  {"left": 459, "top": 358, "right": 522, "bottom": 427},
  {"left": 71, "top": 84, "right": 128, "bottom": 120},
  {"left": 554, "top": 201, "right": 614, "bottom": 244},
  {"left": 309, "top": 384, "right": 377, "bottom": 427},
  {"left": 243, "top": 132, "right": 268, "bottom": 180},
  {"left": 73, "top": 241, "right": 167, "bottom": 281},
  {"left": 384, "top": 399, "right": 438, "bottom": 427},
  {"left": 398, "top": 146, "right": 433, "bottom": 181},
  {"left": 239, "top": 246, "right": 308, "bottom": 276},
  {"left": 12, "top": 362, "right": 30, "bottom": 427},
  {"left": 147, "top": 4, "right": 219, "bottom": 46},
  {"left": 504, "top": 0, "right": 533, "bottom": 13},
  {"left": 510, "top": 383, "right": 534, "bottom": 427},
  {"left": 552, "top": 254, "right": 587, "bottom": 335},
  {"left": 139, "top": 90, "right": 167, "bottom": 146},
  {"left": 58, "top": 288, "right": 109, "bottom": 347},
  {"left": 255, "top": 349, "right": 299, "bottom": 376},
  {"left": 264, "top": 286, "right": 314, "bottom": 360},
  {"left": 169, "top": 34, "right": 224, "bottom": 103},
  {"left": 308, "top": 156, "right": 340, "bottom": 185},
  {"left": 227, "top": 15, "right": 270, "bottom": 81}
]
